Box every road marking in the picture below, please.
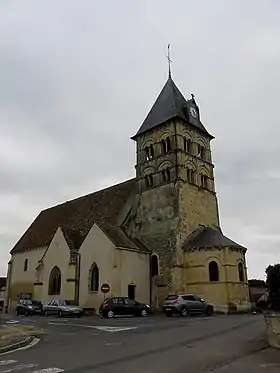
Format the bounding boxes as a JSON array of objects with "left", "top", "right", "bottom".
[
  {"left": 0, "top": 360, "right": 65, "bottom": 373},
  {"left": 94, "top": 326, "right": 137, "bottom": 332},
  {"left": 0, "top": 360, "right": 17, "bottom": 366},
  {"left": 32, "top": 369, "right": 65, "bottom": 373},
  {"left": 48, "top": 323, "right": 137, "bottom": 332},
  {"left": 6, "top": 320, "right": 19, "bottom": 324},
  {"left": 2, "top": 363, "right": 38, "bottom": 372}
]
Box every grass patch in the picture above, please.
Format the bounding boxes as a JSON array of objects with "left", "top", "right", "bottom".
[
  {"left": 13, "top": 325, "right": 37, "bottom": 333},
  {"left": 0, "top": 324, "right": 41, "bottom": 339}
]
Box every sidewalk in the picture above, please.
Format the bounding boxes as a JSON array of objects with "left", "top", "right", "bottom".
[
  {"left": 0, "top": 324, "right": 43, "bottom": 353},
  {"left": 214, "top": 347, "right": 280, "bottom": 372}
]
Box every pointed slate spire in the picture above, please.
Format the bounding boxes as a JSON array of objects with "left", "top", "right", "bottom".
[{"left": 131, "top": 77, "right": 213, "bottom": 140}]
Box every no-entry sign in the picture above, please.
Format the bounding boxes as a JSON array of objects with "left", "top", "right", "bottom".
[{"left": 101, "top": 283, "right": 110, "bottom": 294}]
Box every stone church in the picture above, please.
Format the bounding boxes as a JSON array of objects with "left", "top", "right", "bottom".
[{"left": 5, "top": 74, "right": 250, "bottom": 313}]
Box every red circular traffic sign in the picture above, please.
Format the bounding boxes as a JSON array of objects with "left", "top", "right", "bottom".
[{"left": 101, "top": 283, "right": 110, "bottom": 294}]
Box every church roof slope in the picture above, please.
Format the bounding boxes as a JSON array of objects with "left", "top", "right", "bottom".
[
  {"left": 131, "top": 77, "right": 211, "bottom": 139},
  {"left": 183, "top": 226, "right": 246, "bottom": 251},
  {"left": 10, "top": 178, "right": 145, "bottom": 255}
]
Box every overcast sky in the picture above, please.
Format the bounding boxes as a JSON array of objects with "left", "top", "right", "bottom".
[{"left": 0, "top": 0, "right": 279, "bottom": 279}]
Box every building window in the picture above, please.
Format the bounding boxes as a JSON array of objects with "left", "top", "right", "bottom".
[
  {"left": 145, "top": 174, "right": 154, "bottom": 188},
  {"left": 145, "top": 145, "right": 154, "bottom": 161},
  {"left": 201, "top": 147, "right": 205, "bottom": 160},
  {"left": 151, "top": 254, "right": 159, "bottom": 277},
  {"left": 24, "top": 258, "right": 28, "bottom": 272},
  {"left": 89, "top": 263, "right": 99, "bottom": 292},
  {"left": 197, "top": 144, "right": 206, "bottom": 160},
  {"left": 48, "top": 266, "right": 61, "bottom": 295},
  {"left": 161, "top": 137, "right": 171, "bottom": 154},
  {"left": 161, "top": 168, "right": 171, "bottom": 183},
  {"left": 238, "top": 262, "right": 245, "bottom": 282},
  {"left": 209, "top": 261, "right": 219, "bottom": 282},
  {"left": 186, "top": 168, "right": 195, "bottom": 183},
  {"left": 183, "top": 138, "right": 192, "bottom": 154},
  {"left": 201, "top": 174, "right": 208, "bottom": 188}
]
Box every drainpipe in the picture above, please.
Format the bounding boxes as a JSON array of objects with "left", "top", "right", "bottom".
[
  {"left": 75, "top": 253, "right": 81, "bottom": 306},
  {"left": 5, "top": 260, "right": 12, "bottom": 314},
  {"left": 149, "top": 252, "right": 152, "bottom": 308}
]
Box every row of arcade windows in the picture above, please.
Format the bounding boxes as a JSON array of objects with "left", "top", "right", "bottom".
[
  {"left": 144, "top": 168, "right": 171, "bottom": 188},
  {"left": 144, "top": 137, "right": 206, "bottom": 161},
  {"left": 183, "top": 137, "right": 206, "bottom": 159},
  {"left": 144, "top": 169, "right": 210, "bottom": 189},
  {"left": 144, "top": 137, "right": 171, "bottom": 161}
]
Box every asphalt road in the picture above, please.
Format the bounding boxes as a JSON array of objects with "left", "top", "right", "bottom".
[{"left": 1, "top": 313, "right": 280, "bottom": 373}]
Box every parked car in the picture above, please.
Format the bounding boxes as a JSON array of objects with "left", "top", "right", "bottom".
[
  {"left": 162, "top": 294, "right": 214, "bottom": 317},
  {"left": 16, "top": 299, "right": 43, "bottom": 316},
  {"left": 43, "top": 300, "right": 83, "bottom": 317},
  {"left": 99, "top": 297, "right": 151, "bottom": 318}
]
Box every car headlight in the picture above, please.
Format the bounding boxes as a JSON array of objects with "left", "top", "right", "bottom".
[
  {"left": 146, "top": 305, "right": 150, "bottom": 308},
  {"left": 28, "top": 306, "right": 33, "bottom": 309}
]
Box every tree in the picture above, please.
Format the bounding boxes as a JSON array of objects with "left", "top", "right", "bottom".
[
  {"left": 248, "top": 279, "right": 267, "bottom": 288},
  {"left": 266, "top": 264, "right": 280, "bottom": 311}
]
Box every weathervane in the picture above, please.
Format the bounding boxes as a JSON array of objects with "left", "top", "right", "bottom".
[{"left": 166, "top": 44, "right": 172, "bottom": 78}]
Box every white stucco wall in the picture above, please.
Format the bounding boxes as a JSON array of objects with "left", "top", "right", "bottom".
[
  {"left": 39, "top": 227, "right": 75, "bottom": 303},
  {"left": 10, "top": 248, "right": 46, "bottom": 286},
  {"left": 78, "top": 224, "right": 150, "bottom": 310}
]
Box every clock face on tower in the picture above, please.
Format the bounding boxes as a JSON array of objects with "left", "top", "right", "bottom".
[{"left": 189, "top": 106, "right": 197, "bottom": 118}]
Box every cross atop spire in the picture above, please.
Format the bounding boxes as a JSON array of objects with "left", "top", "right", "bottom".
[{"left": 166, "top": 44, "right": 172, "bottom": 78}]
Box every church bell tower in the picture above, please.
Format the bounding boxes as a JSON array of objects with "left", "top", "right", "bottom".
[{"left": 126, "top": 50, "right": 249, "bottom": 312}]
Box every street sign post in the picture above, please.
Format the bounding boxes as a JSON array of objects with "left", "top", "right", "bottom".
[{"left": 101, "top": 283, "right": 110, "bottom": 299}]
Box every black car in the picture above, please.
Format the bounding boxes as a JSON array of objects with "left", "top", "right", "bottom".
[
  {"left": 99, "top": 297, "right": 151, "bottom": 318},
  {"left": 16, "top": 299, "right": 43, "bottom": 316}
]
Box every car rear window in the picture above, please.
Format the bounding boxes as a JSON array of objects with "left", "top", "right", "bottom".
[
  {"left": 31, "top": 300, "right": 41, "bottom": 305},
  {"left": 182, "top": 295, "right": 195, "bottom": 301},
  {"left": 65, "top": 300, "right": 76, "bottom": 306},
  {"left": 165, "top": 295, "right": 178, "bottom": 300}
]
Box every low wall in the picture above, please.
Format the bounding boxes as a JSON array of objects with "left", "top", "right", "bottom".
[{"left": 264, "top": 313, "right": 280, "bottom": 349}]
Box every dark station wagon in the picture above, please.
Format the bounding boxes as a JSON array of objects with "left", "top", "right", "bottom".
[
  {"left": 16, "top": 299, "right": 43, "bottom": 316},
  {"left": 99, "top": 297, "right": 151, "bottom": 318}
]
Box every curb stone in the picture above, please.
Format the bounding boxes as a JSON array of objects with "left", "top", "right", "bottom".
[
  {"left": 0, "top": 336, "right": 33, "bottom": 354},
  {"left": 0, "top": 332, "right": 42, "bottom": 354}
]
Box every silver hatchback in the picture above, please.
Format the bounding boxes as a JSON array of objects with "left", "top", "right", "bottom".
[
  {"left": 43, "top": 300, "right": 83, "bottom": 317},
  {"left": 162, "top": 294, "right": 214, "bottom": 317}
]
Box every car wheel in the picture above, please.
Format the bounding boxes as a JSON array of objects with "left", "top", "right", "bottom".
[
  {"left": 165, "top": 311, "right": 172, "bottom": 317},
  {"left": 141, "top": 309, "right": 148, "bottom": 317},
  {"left": 205, "top": 306, "right": 213, "bottom": 316},
  {"left": 24, "top": 309, "right": 29, "bottom": 317},
  {"left": 180, "top": 307, "right": 189, "bottom": 317},
  {"left": 107, "top": 310, "right": 115, "bottom": 318}
]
